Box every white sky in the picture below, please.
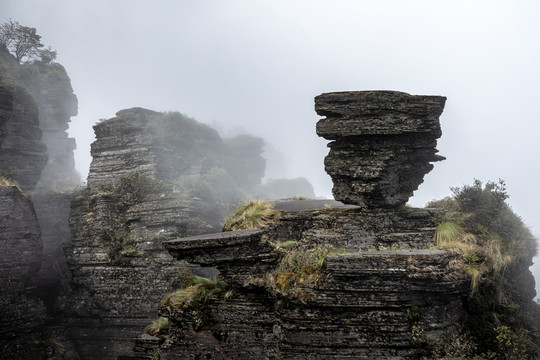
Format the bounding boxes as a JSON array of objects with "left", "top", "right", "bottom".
[{"left": 2, "top": 0, "right": 539, "bottom": 295}]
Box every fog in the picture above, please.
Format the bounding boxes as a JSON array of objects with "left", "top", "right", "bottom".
[{"left": 2, "top": 1, "right": 539, "bottom": 295}]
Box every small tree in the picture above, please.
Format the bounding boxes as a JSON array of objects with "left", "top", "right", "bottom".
[{"left": 0, "top": 19, "right": 56, "bottom": 64}]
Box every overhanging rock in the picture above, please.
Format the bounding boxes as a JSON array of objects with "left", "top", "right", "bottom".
[{"left": 315, "top": 91, "right": 446, "bottom": 209}]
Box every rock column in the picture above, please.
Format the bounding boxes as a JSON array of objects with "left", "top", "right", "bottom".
[{"left": 315, "top": 91, "right": 446, "bottom": 209}]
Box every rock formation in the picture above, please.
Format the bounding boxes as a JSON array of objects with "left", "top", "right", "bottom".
[
  {"left": 0, "top": 184, "right": 48, "bottom": 358},
  {"left": 14, "top": 61, "right": 80, "bottom": 190},
  {"left": 315, "top": 91, "right": 445, "bottom": 208},
  {"left": 0, "top": 47, "right": 81, "bottom": 359},
  {"left": 131, "top": 91, "right": 465, "bottom": 359},
  {"left": 65, "top": 108, "right": 255, "bottom": 359},
  {"left": 0, "top": 77, "right": 48, "bottom": 191},
  {"left": 135, "top": 91, "right": 539, "bottom": 359}
]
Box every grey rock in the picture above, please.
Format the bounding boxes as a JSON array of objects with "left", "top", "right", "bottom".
[
  {"left": 0, "top": 81, "right": 48, "bottom": 191},
  {"left": 0, "top": 185, "right": 48, "bottom": 358},
  {"left": 315, "top": 91, "right": 446, "bottom": 208}
]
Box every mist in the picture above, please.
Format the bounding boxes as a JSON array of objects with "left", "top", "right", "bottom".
[{"left": 2, "top": 0, "right": 539, "bottom": 296}]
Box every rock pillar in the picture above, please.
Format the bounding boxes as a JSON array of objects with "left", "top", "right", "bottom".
[{"left": 315, "top": 90, "right": 446, "bottom": 208}]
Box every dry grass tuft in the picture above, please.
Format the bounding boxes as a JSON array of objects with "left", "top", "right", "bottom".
[
  {"left": 144, "top": 317, "right": 169, "bottom": 337},
  {"left": 222, "top": 200, "right": 280, "bottom": 231}
]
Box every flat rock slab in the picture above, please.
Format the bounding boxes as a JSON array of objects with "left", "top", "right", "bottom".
[
  {"left": 335, "top": 249, "right": 447, "bottom": 258},
  {"left": 162, "top": 229, "right": 272, "bottom": 267},
  {"left": 273, "top": 199, "right": 358, "bottom": 212},
  {"left": 164, "top": 228, "right": 264, "bottom": 247}
]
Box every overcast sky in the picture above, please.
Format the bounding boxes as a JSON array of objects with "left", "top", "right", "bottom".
[{"left": 2, "top": 0, "right": 539, "bottom": 294}]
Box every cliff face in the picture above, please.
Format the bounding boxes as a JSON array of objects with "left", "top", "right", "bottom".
[
  {"left": 66, "top": 108, "right": 254, "bottom": 359},
  {"left": 0, "top": 47, "right": 79, "bottom": 190},
  {"left": 136, "top": 91, "right": 539, "bottom": 359},
  {"left": 0, "top": 47, "right": 81, "bottom": 358},
  {"left": 0, "top": 76, "right": 48, "bottom": 191},
  {"left": 15, "top": 61, "right": 79, "bottom": 189},
  {"left": 0, "top": 184, "right": 48, "bottom": 358}
]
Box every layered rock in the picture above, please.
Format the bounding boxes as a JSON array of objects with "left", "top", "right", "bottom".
[
  {"left": 15, "top": 61, "right": 80, "bottom": 189},
  {"left": 88, "top": 108, "right": 225, "bottom": 187},
  {"left": 0, "top": 184, "right": 48, "bottom": 358},
  {"left": 132, "top": 91, "right": 474, "bottom": 359},
  {"left": 315, "top": 91, "right": 446, "bottom": 208},
  {"left": 0, "top": 78, "right": 48, "bottom": 191},
  {"left": 0, "top": 47, "right": 79, "bottom": 190},
  {"left": 32, "top": 192, "right": 74, "bottom": 315},
  {"left": 141, "top": 202, "right": 467, "bottom": 359},
  {"left": 66, "top": 108, "right": 249, "bottom": 359}
]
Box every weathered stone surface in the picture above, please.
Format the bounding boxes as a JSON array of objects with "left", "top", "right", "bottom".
[
  {"left": 32, "top": 192, "right": 74, "bottom": 314},
  {"left": 65, "top": 187, "right": 220, "bottom": 359},
  {"left": 66, "top": 108, "right": 254, "bottom": 359},
  {"left": 88, "top": 108, "right": 223, "bottom": 187},
  {"left": 0, "top": 47, "right": 79, "bottom": 190},
  {"left": 144, "top": 203, "right": 468, "bottom": 360},
  {"left": 0, "top": 80, "right": 48, "bottom": 191},
  {"left": 21, "top": 62, "right": 80, "bottom": 190},
  {"left": 0, "top": 185, "right": 48, "bottom": 358},
  {"left": 315, "top": 91, "right": 446, "bottom": 208},
  {"left": 135, "top": 92, "right": 469, "bottom": 359},
  {"left": 153, "top": 293, "right": 276, "bottom": 360},
  {"left": 164, "top": 229, "right": 277, "bottom": 287}
]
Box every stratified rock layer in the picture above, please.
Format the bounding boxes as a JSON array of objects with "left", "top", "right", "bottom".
[
  {"left": 0, "top": 185, "right": 48, "bottom": 358},
  {"left": 142, "top": 203, "right": 467, "bottom": 360},
  {"left": 0, "top": 80, "right": 48, "bottom": 191},
  {"left": 0, "top": 47, "right": 79, "bottom": 190},
  {"left": 66, "top": 108, "right": 251, "bottom": 359},
  {"left": 132, "top": 92, "right": 460, "bottom": 359},
  {"left": 315, "top": 91, "right": 446, "bottom": 208},
  {"left": 15, "top": 62, "right": 79, "bottom": 190}
]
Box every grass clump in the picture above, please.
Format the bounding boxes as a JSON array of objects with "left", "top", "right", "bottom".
[
  {"left": 162, "top": 272, "right": 235, "bottom": 331},
  {"left": 266, "top": 244, "right": 335, "bottom": 302},
  {"left": 144, "top": 317, "right": 170, "bottom": 337},
  {"left": 222, "top": 199, "right": 280, "bottom": 231},
  {"left": 0, "top": 176, "right": 22, "bottom": 192}
]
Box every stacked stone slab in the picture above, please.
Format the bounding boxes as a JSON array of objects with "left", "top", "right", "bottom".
[{"left": 315, "top": 91, "right": 446, "bottom": 208}]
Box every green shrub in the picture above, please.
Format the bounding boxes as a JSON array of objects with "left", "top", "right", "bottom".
[{"left": 429, "top": 179, "right": 539, "bottom": 358}]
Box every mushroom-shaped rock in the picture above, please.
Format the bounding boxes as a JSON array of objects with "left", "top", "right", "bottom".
[{"left": 315, "top": 91, "right": 446, "bottom": 209}]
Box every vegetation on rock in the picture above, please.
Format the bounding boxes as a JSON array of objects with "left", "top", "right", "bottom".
[
  {"left": 0, "top": 19, "right": 56, "bottom": 64},
  {"left": 266, "top": 244, "right": 336, "bottom": 302},
  {"left": 222, "top": 199, "right": 280, "bottom": 231},
  {"left": 162, "top": 272, "right": 235, "bottom": 331},
  {"left": 426, "top": 179, "right": 539, "bottom": 359},
  {"left": 144, "top": 317, "right": 170, "bottom": 337}
]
